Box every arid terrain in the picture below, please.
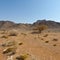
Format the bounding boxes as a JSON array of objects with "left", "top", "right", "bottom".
[{"left": 0, "top": 20, "right": 60, "bottom": 60}]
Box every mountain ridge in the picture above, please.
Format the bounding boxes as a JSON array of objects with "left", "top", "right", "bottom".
[{"left": 0, "top": 20, "right": 60, "bottom": 30}]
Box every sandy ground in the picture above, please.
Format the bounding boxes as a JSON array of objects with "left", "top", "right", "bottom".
[{"left": 0, "top": 30, "right": 60, "bottom": 60}]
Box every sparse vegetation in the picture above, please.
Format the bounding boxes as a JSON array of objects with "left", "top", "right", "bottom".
[
  {"left": 1, "top": 41, "right": 16, "bottom": 47},
  {"left": 52, "top": 38, "right": 58, "bottom": 41},
  {"left": 19, "top": 42, "right": 23, "bottom": 45},
  {"left": 53, "top": 44, "right": 57, "bottom": 46},
  {"left": 16, "top": 54, "right": 28, "bottom": 60},
  {"left": 34, "top": 25, "right": 48, "bottom": 33},
  {"left": 3, "top": 47, "right": 16, "bottom": 56},
  {"left": 9, "top": 32, "right": 17, "bottom": 36},
  {"left": 1, "top": 35, "right": 8, "bottom": 39},
  {"left": 21, "top": 33, "right": 27, "bottom": 36},
  {"left": 41, "top": 38, "right": 44, "bottom": 40},
  {"left": 1, "top": 31, "right": 5, "bottom": 34},
  {"left": 43, "top": 34, "right": 48, "bottom": 37},
  {"left": 45, "top": 41, "right": 49, "bottom": 43}
]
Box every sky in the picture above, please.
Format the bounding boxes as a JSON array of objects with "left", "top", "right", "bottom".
[{"left": 0, "top": 0, "right": 60, "bottom": 23}]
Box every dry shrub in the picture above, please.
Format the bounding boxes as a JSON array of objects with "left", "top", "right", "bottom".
[
  {"left": 1, "top": 31, "right": 5, "bottom": 34},
  {"left": 1, "top": 35, "right": 8, "bottom": 39},
  {"left": 53, "top": 44, "right": 57, "bottom": 46},
  {"left": 16, "top": 54, "right": 28, "bottom": 60},
  {"left": 41, "top": 38, "right": 44, "bottom": 40},
  {"left": 3, "top": 47, "right": 17, "bottom": 56},
  {"left": 33, "top": 25, "right": 48, "bottom": 33},
  {"left": 18, "top": 42, "right": 23, "bottom": 45},
  {"left": 52, "top": 39, "right": 58, "bottom": 41},
  {"left": 45, "top": 41, "right": 49, "bottom": 43},
  {"left": 43, "top": 34, "right": 48, "bottom": 37},
  {"left": 9, "top": 32, "right": 17, "bottom": 36},
  {"left": 21, "top": 33, "right": 27, "bottom": 36},
  {"left": 1, "top": 41, "right": 16, "bottom": 47}
]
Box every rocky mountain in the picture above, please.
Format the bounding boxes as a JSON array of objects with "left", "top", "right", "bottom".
[
  {"left": 0, "top": 21, "right": 31, "bottom": 30},
  {"left": 0, "top": 21, "right": 15, "bottom": 30},
  {"left": 32, "top": 20, "right": 60, "bottom": 28},
  {"left": 0, "top": 20, "right": 60, "bottom": 30}
]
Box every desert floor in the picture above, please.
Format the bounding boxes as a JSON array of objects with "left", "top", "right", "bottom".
[{"left": 0, "top": 29, "right": 60, "bottom": 60}]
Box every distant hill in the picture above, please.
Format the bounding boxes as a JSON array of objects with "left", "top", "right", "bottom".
[
  {"left": 0, "top": 20, "right": 60, "bottom": 30},
  {"left": 0, "top": 21, "right": 15, "bottom": 30},
  {"left": 32, "top": 20, "right": 60, "bottom": 28},
  {"left": 0, "top": 21, "right": 31, "bottom": 30}
]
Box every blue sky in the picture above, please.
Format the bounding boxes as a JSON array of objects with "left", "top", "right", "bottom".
[{"left": 0, "top": 0, "right": 60, "bottom": 23}]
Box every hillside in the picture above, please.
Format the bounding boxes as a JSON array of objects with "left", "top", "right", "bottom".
[
  {"left": 0, "top": 28, "right": 60, "bottom": 60},
  {"left": 0, "top": 20, "right": 60, "bottom": 60},
  {"left": 0, "top": 20, "right": 60, "bottom": 30},
  {"left": 32, "top": 20, "right": 60, "bottom": 28}
]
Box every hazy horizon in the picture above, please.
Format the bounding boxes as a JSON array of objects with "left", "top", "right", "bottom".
[{"left": 0, "top": 19, "right": 60, "bottom": 24}]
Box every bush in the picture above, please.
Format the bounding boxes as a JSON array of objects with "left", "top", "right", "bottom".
[
  {"left": 16, "top": 54, "right": 28, "bottom": 60},
  {"left": 1, "top": 31, "right": 5, "bottom": 34},
  {"left": 52, "top": 39, "right": 58, "bottom": 41},
  {"left": 19, "top": 42, "right": 23, "bottom": 45},
  {"left": 21, "top": 33, "right": 27, "bottom": 36},
  {"left": 1, "top": 41, "right": 16, "bottom": 47},
  {"left": 9, "top": 33, "right": 17, "bottom": 36},
  {"left": 3, "top": 47, "right": 16, "bottom": 56},
  {"left": 33, "top": 25, "right": 48, "bottom": 33},
  {"left": 1, "top": 35, "right": 8, "bottom": 39},
  {"left": 41, "top": 38, "right": 44, "bottom": 40},
  {"left": 45, "top": 41, "right": 49, "bottom": 43},
  {"left": 43, "top": 34, "right": 48, "bottom": 37},
  {"left": 53, "top": 44, "right": 57, "bottom": 46}
]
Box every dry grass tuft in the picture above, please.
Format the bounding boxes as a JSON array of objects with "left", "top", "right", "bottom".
[
  {"left": 9, "top": 32, "right": 17, "bottom": 36},
  {"left": 3, "top": 47, "right": 17, "bottom": 56},
  {"left": 21, "top": 33, "right": 27, "bottom": 36},
  {"left": 1, "top": 41, "right": 16, "bottom": 47},
  {"left": 16, "top": 54, "right": 28, "bottom": 60},
  {"left": 1, "top": 35, "right": 8, "bottom": 39},
  {"left": 43, "top": 34, "right": 48, "bottom": 37},
  {"left": 53, "top": 44, "right": 57, "bottom": 46},
  {"left": 45, "top": 41, "right": 49, "bottom": 43},
  {"left": 18, "top": 42, "right": 23, "bottom": 45},
  {"left": 52, "top": 39, "right": 58, "bottom": 41}
]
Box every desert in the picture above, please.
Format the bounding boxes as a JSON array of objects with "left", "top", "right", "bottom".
[{"left": 0, "top": 20, "right": 60, "bottom": 60}]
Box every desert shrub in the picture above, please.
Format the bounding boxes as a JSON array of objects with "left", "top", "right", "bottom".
[
  {"left": 1, "top": 41, "right": 16, "bottom": 47},
  {"left": 19, "top": 42, "right": 23, "bottom": 45},
  {"left": 43, "top": 34, "right": 48, "bottom": 37},
  {"left": 53, "top": 44, "right": 57, "bottom": 46},
  {"left": 41, "top": 38, "right": 44, "bottom": 40},
  {"left": 33, "top": 25, "right": 48, "bottom": 33},
  {"left": 21, "top": 33, "right": 27, "bottom": 36},
  {"left": 3, "top": 47, "right": 16, "bottom": 56},
  {"left": 52, "top": 39, "right": 58, "bottom": 41},
  {"left": 1, "top": 35, "right": 8, "bottom": 38},
  {"left": 45, "top": 41, "right": 49, "bottom": 43},
  {"left": 1, "top": 44, "right": 6, "bottom": 47},
  {"left": 16, "top": 54, "right": 28, "bottom": 60},
  {"left": 9, "top": 32, "right": 17, "bottom": 36},
  {"left": 1, "top": 31, "right": 5, "bottom": 34},
  {"left": 0, "top": 30, "right": 8, "bottom": 34}
]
